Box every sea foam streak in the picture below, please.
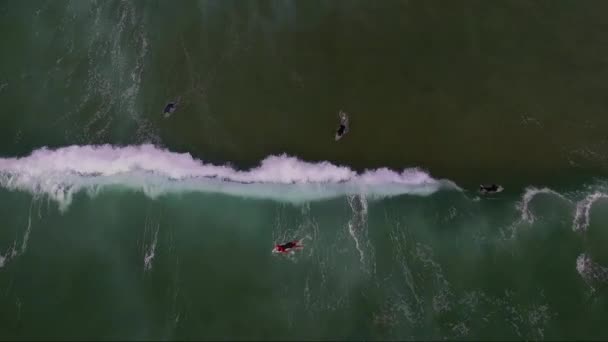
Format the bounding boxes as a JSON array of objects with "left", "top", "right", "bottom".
[{"left": 0, "top": 145, "right": 459, "bottom": 210}]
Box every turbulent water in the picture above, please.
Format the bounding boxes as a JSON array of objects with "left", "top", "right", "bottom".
[{"left": 1, "top": 1, "right": 608, "bottom": 340}]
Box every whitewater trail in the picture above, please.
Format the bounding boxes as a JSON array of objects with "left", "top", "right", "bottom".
[
  {"left": 573, "top": 192, "right": 608, "bottom": 232},
  {"left": 571, "top": 192, "right": 608, "bottom": 290},
  {"left": 516, "top": 187, "right": 572, "bottom": 224},
  {"left": 0, "top": 145, "right": 459, "bottom": 210},
  {"left": 387, "top": 219, "right": 423, "bottom": 324},
  {"left": 513, "top": 186, "right": 608, "bottom": 290},
  {"left": 346, "top": 194, "right": 375, "bottom": 274},
  {"left": 496, "top": 187, "right": 574, "bottom": 240},
  {"left": 514, "top": 186, "right": 607, "bottom": 233},
  {"left": 144, "top": 224, "right": 159, "bottom": 272},
  {"left": 0, "top": 199, "right": 35, "bottom": 269}
]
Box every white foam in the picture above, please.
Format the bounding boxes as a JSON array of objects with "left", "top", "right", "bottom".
[
  {"left": 573, "top": 192, "right": 608, "bottom": 232},
  {"left": 0, "top": 145, "right": 459, "bottom": 210},
  {"left": 516, "top": 187, "right": 571, "bottom": 224},
  {"left": 576, "top": 253, "right": 608, "bottom": 289},
  {"left": 0, "top": 241, "right": 17, "bottom": 269},
  {"left": 577, "top": 253, "right": 590, "bottom": 276}
]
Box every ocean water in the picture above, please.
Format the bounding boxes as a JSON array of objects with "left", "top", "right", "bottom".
[{"left": 1, "top": 1, "right": 608, "bottom": 340}]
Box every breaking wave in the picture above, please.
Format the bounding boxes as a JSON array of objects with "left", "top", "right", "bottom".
[{"left": 0, "top": 144, "right": 460, "bottom": 210}]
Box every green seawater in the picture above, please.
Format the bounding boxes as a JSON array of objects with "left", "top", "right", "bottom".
[
  {"left": 1, "top": 1, "right": 608, "bottom": 340},
  {"left": 1, "top": 187, "right": 608, "bottom": 340}
]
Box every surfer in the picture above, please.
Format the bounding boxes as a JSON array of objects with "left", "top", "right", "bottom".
[
  {"left": 335, "top": 110, "right": 349, "bottom": 141},
  {"left": 479, "top": 184, "right": 503, "bottom": 194},
  {"left": 163, "top": 97, "right": 182, "bottom": 118},
  {"left": 163, "top": 102, "right": 176, "bottom": 114},
  {"left": 273, "top": 240, "right": 303, "bottom": 254}
]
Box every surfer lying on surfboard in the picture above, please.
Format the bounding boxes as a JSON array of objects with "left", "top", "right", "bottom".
[
  {"left": 335, "top": 110, "right": 349, "bottom": 141},
  {"left": 273, "top": 240, "right": 304, "bottom": 254},
  {"left": 479, "top": 184, "right": 503, "bottom": 194},
  {"left": 162, "top": 96, "right": 182, "bottom": 118}
]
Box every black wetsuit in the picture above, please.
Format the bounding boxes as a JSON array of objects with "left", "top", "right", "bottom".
[
  {"left": 163, "top": 102, "right": 176, "bottom": 113},
  {"left": 336, "top": 124, "right": 346, "bottom": 136},
  {"left": 480, "top": 184, "right": 499, "bottom": 192},
  {"left": 280, "top": 242, "right": 297, "bottom": 249}
]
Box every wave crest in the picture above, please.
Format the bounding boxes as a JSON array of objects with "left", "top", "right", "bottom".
[{"left": 0, "top": 144, "right": 460, "bottom": 210}]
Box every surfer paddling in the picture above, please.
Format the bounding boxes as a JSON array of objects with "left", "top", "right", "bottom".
[
  {"left": 273, "top": 240, "right": 304, "bottom": 254},
  {"left": 479, "top": 184, "right": 503, "bottom": 194},
  {"left": 335, "top": 110, "right": 349, "bottom": 141},
  {"left": 163, "top": 96, "right": 182, "bottom": 118}
]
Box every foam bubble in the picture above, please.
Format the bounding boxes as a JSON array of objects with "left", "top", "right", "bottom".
[{"left": 0, "top": 145, "right": 460, "bottom": 210}]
